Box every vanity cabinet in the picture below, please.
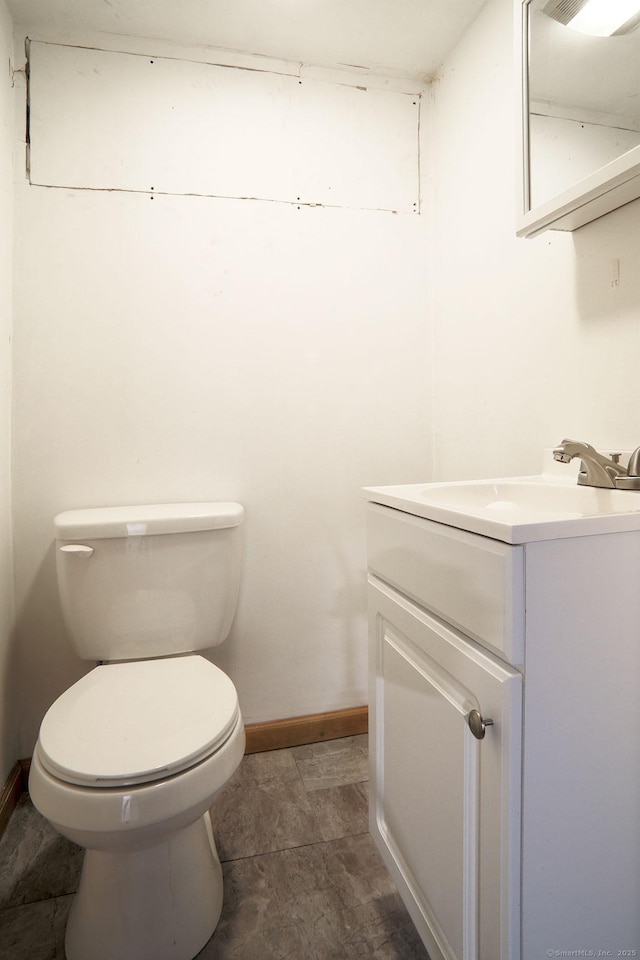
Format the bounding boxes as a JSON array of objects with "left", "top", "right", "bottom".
[{"left": 366, "top": 501, "right": 640, "bottom": 960}]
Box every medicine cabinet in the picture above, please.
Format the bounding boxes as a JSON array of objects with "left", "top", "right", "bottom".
[{"left": 516, "top": 0, "right": 640, "bottom": 238}]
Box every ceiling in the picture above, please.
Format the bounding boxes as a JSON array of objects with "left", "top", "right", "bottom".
[{"left": 6, "top": 0, "right": 487, "bottom": 81}]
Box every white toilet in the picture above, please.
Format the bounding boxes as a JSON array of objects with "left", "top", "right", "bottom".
[{"left": 28, "top": 502, "right": 246, "bottom": 960}]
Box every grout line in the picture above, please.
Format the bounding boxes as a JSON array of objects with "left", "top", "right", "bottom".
[{"left": 219, "top": 829, "right": 372, "bottom": 866}]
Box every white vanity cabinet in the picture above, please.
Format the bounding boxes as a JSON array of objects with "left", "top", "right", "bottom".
[{"left": 366, "top": 500, "right": 640, "bottom": 960}]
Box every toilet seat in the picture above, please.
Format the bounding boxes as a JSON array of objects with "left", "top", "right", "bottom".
[{"left": 37, "top": 655, "right": 239, "bottom": 788}]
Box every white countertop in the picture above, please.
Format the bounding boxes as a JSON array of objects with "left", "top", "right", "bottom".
[{"left": 363, "top": 458, "right": 640, "bottom": 544}]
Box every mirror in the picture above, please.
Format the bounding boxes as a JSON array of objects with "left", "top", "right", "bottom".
[{"left": 516, "top": 0, "right": 640, "bottom": 237}]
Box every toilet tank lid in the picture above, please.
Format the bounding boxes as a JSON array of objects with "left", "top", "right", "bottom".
[{"left": 54, "top": 502, "right": 244, "bottom": 540}]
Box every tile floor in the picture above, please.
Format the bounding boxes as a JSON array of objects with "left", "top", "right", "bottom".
[{"left": 0, "top": 735, "right": 430, "bottom": 959}]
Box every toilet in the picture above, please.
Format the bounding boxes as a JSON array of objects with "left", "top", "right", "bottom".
[{"left": 28, "top": 502, "right": 246, "bottom": 960}]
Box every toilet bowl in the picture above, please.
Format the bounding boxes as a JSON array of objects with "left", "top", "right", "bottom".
[{"left": 29, "top": 503, "right": 246, "bottom": 960}]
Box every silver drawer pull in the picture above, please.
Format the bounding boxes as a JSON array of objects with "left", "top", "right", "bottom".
[{"left": 467, "top": 709, "right": 494, "bottom": 740}]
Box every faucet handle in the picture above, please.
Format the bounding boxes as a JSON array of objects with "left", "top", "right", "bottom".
[
  {"left": 613, "top": 446, "right": 640, "bottom": 489},
  {"left": 628, "top": 446, "right": 640, "bottom": 477}
]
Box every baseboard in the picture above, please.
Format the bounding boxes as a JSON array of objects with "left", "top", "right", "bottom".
[
  {"left": 0, "top": 707, "right": 369, "bottom": 832},
  {"left": 244, "top": 705, "right": 368, "bottom": 754},
  {"left": 0, "top": 761, "right": 26, "bottom": 840}
]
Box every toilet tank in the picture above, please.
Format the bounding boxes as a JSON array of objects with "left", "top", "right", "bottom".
[{"left": 54, "top": 502, "right": 244, "bottom": 662}]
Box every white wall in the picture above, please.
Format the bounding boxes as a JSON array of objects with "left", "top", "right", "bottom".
[
  {"left": 12, "top": 37, "right": 432, "bottom": 755},
  {"left": 29, "top": 41, "right": 420, "bottom": 215},
  {"left": 429, "top": 0, "right": 640, "bottom": 482},
  {"left": 0, "top": 0, "right": 14, "bottom": 783}
]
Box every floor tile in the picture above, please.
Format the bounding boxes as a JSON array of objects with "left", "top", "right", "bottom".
[
  {"left": 305, "top": 780, "right": 369, "bottom": 841},
  {"left": 310, "top": 894, "right": 429, "bottom": 959},
  {"left": 292, "top": 735, "right": 369, "bottom": 791},
  {"left": 0, "top": 796, "right": 82, "bottom": 910},
  {"left": 0, "top": 738, "right": 426, "bottom": 960},
  {"left": 0, "top": 895, "right": 72, "bottom": 960},
  {"left": 210, "top": 772, "right": 323, "bottom": 861},
  {"left": 200, "top": 833, "right": 429, "bottom": 960},
  {"left": 230, "top": 747, "right": 301, "bottom": 785}
]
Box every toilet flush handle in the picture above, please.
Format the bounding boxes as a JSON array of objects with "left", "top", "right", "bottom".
[{"left": 59, "top": 544, "right": 95, "bottom": 558}]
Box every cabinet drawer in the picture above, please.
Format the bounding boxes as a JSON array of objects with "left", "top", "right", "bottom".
[{"left": 366, "top": 502, "right": 524, "bottom": 665}]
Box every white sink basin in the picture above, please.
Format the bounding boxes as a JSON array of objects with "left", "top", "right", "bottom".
[
  {"left": 363, "top": 476, "right": 640, "bottom": 543},
  {"left": 417, "top": 479, "right": 640, "bottom": 516}
]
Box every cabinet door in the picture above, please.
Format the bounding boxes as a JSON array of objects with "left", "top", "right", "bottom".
[{"left": 368, "top": 577, "right": 522, "bottom": 960}]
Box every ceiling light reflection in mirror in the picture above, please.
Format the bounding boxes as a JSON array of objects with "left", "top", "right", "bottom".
[{"left": 566, "top": 0, "right": 640, "bottom": 37}]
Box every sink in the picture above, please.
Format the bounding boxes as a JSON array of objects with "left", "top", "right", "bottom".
[
  {"left": 363, "top": 474, "right": 640, "bottom": 543},
  {"left": 416, "top": 479, "right": 640, "bottom": 516}
]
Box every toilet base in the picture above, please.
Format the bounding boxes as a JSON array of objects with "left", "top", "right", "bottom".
[{"left": 65, "top": 811, "right": 223, "bottom": 960}]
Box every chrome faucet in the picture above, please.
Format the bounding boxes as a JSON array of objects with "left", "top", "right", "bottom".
[{"left": 553, "top": 439, "right": 640, "bottom": 490}]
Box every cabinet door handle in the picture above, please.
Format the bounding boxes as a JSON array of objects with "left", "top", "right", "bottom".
[{"left": 467, "top": 709, "right": 494, "bottom": 740}]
